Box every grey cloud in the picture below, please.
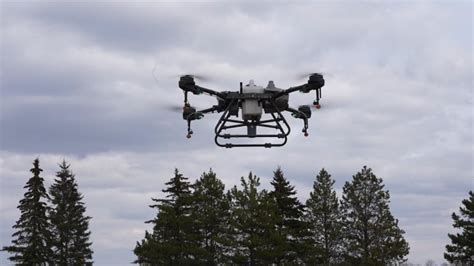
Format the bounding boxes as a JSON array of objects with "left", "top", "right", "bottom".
[{"left": 1, "top": 1, "right": 472, "bottom": 265}]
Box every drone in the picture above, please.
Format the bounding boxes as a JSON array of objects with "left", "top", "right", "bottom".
[{"left": 178, "top": 73, "right": 326, "bottom": 148}]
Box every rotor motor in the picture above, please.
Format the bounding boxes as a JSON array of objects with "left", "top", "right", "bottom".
[{"left": 182, "top": 105, "right": 197, "bottom": 120}]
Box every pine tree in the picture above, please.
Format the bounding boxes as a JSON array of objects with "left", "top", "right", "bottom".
[
  {"left": 268, "top": 167, "right": 306, "bottom": 264},
  {"left": 305, "top": 168, "right": 343, "bottom": 264},
  {"left": 134, "top": 168, "right": 196, "bottom": 264},
  {"left": 228, "top": 172, "right": 275, "bottom": 265},
  {"left": 191, "top": 169, "right": 231, "bottom": 264},
  {"left": 444, "top": 191, "right": 474, "bottom": 264},
  {"left": 340, "top": 166, "right": 409, "bottom": 265},
  {"left": 49, "top": 160, "right": 93, "bottom": 265},
  {"left": 2, "top": 158, "right": 53, "bottom": 264}
]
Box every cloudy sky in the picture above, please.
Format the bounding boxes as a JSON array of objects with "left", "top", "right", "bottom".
[{"left": 1, "top": 1, "right": 472, "bottom": 265}]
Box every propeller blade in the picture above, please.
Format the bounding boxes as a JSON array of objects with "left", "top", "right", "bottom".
[
  {"left": 295, "top": 71, "right": 333, "bottom": 81},
  {"left": 295, "top": 72, "right": 324, "bottom": 80},
  {"left": 164, "top": 104, "right": 185, "bottom": 112},
  {"left": 164, "top": 104, "right": 207, "bottom": 113},
  {"left": 177, "top": 73, "right": 213, "bottom": 82},
  {"left": 165, "top": 105, "right": 183, "bottom": 112}
]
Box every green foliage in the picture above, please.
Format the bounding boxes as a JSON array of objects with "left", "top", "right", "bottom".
[
  {"left": 268, "top": 167, "right": 307, "bottom": 264},
  {"left": 134, "top": 168, "right": 196, "bottom": 264},
  {"left": 227, "top": 172, "right": 276, "bottom": 264},
  {"left": 191, "top": 169, "right": 231, "bottom": 264},
  {"left": 444, "top": 191, "right": 474, "bottom": 264},
  {"left": 305, "top": 168, "right": 343, "bottom": 264},
  {"left": 133, "top": 166, "right": 410, "bottom": 265},
  {"left": 49, "top": 160, "right": 93, "bottom": 265},
  {"left": 2, "top": 159, "right": 53, "bottom": 264},
  {"left": 340, "top": 166, "right": 409, "bottom": 265}
]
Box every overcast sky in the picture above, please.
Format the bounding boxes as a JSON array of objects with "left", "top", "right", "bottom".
[{"left": 1, "top": 1, "right": 472, "bottom": 265}]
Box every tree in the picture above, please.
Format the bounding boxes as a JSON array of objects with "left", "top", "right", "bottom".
[
  {"left": 227, "top": 172, "right": 275, "bottom": 265},
  {"left": 340, "top": 166, "right": 409, "bottom": 265},
  {"left": 134, "top": 169, "right": 196, "bottom": 264},
  {"left": 49, "top": 160, "right": 93, "bottom": 265},
  {"left": 444, "top": 190, "right": 474, "bottom": 264},
  {"left": 2, "top": 158, "right": 53, "bottom": 264},
  {"left": 268, "top": 167, "right": 307, "bottom": 264},
  {"left": 191, "top": 169, "right": 231, "bottom": 264},
  {"left": 305, "top": 168, "right": 343, "bottom": 264}
]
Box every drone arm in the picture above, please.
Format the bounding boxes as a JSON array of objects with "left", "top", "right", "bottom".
[
  {"left": 272, "top": 73, "right": 325, "bottom": 104},
  {"left": 195, "top": 86, "right": 225, "bottom": 99},
  {"left": 179, "top": 76, "right": 225, "bottom": 99},
  {"left": 271, "top": 84, "right": 307, "bottom": 99}
]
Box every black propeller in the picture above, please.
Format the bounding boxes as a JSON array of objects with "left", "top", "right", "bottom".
[
  {"left": 164, "top": 104, "right": 197, "bottom": 112},
  {"left": 295, "top": 72, "right": 325, "bottom": 80},
  {"left": 178, "top": 73, "right": 213, "bottom": 82},
  {"left": 164, "top": 104, "right": 186, "bottom": 112},
  {"left": 165, "top": 103, "right": 212, "bottom": 113}
]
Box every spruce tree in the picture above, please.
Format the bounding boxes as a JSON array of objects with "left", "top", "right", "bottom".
[
  {"left": 340, "top": 166, "right": 409, "bottom": 265},
  {"left": 268, "top": 167, "right": 306, "bottom": 264},
  {"left": 444, "top": 191, "right": 474, "bottom": 264},
  {"left": 2, "top": 158, "right": 53, "bottom": 264},
  {"left": 228, "top": 172, "right": 275, "bottom": 265},
  {"left": 134, "top": 168, "right": 196, "bottom": 264},
  {"left": 49, "top": 160, "right": 93, "bottom": 265},
  {"left": 191, "top": 169, "right": 231, "bottom": 264},
  {"left": 305, "top": 168, "right": 343, "bottom": 264}
]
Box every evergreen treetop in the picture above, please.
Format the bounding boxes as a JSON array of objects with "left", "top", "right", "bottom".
[
  {"left": 305, "top": 168, "right": 343, "bottom": 264},
  {"left": 2, "top": 158, "right": 53, "bottom": 265},
  {"left": 341, "top": 166, "right": 409, "bottom": 265},
  {"left": 444, "top": 190, "right": 474, "bottom": 264},
  {"left": 134, "top": 168, "right": 196, "bottom": 264},
  {"left": 228, "top": 172, "right": 276, "bottom": 265},
  {"left": 192, "top": 169, "right": 231, "bottom": 264},
  {"left": 268, "top": 167, "right": 306, "bottom": 263},
  {"left": 49, "top": 160, "right": 93, "bottom": 265}
]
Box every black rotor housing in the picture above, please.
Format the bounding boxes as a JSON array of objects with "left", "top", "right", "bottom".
[
  {"left": 179, "top": 75, "right": 200, "bottom": 94},
  {"left": 182, "top": 106, "right": 197, "bottom": 120},
  {"left": 308, "top": 73, "right": 325, "bottom": 88},
  {"left": 298, "top": 105, "right": 312, "bottom": 118}
]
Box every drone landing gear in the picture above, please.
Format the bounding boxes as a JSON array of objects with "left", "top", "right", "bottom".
[
  {"left": 213, "top": 100, "right": 292, "bottom": 148},
  {"left": 313, "top": 87, "right": 322, "bottom": 109}
]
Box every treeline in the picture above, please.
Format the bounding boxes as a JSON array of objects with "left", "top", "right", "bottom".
[
  {"left": 134, "top": 166, "right": 410, "bottom": 265},
  {"left": 2, "top": 159, "right": 93, "bottom": 265},
  {"left": 3, "top": 160, "right": 472, "bottom": 265}
]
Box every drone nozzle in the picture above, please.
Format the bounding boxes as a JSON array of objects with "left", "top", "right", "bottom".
[
  {"left": 186, "top": 134, "right": 192, "bottom": 139},
  {"left": 313, "top": 100, "right": 321, "bottom": 109},
  {"left": 304, "top": 132, "right": 309, "bottom": 137}
]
